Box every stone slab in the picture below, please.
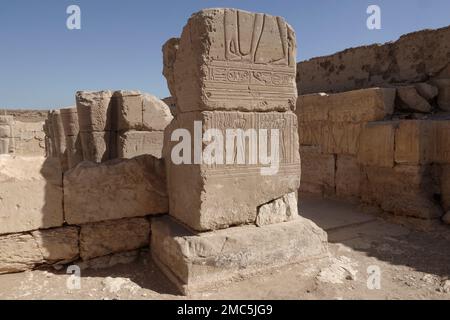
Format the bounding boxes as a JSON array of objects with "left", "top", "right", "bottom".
[
  {"left": 117, "top": 130, "right": 164, "bottom": 159},
  {"left": 151, "top": 215, "right": 328, "bottom": 295},
  {"left": 76, "top": 91, "right": 114, "bottom": 132},
  {"left": 394, "top": 120, "right": 432, "bottom": 165},
  {"left": 64, "top": 155, "right": 168, "bottom": 225}
]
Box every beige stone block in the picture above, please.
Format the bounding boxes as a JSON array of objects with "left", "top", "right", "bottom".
[
  {"left": 0, "top": 156, "right": 63, "bottom": 235},
  {"left": 0, "top": 125, "right": 12, "bottom": 138},
  {"left": 299, "top": 146, "right": 335, "bottom": 197},
  {"left": 151, "top": 215, "right": 328, "bottom": 295},
  {"left": 117, "top": 131, "right": 164, "bottom": 159},
  {"left": 115, "top": 90, "right": 144, "bottom": 131},
  {"left": 336, "top": 155, "right": 361, "bottom": 199},
  {"left": 357, "top": 121, "right": 397, "bottom": 168},
  {"left": 65, "top": 134, "right": 83, "bottom": 169},
  {"left": 298, "top": 121, "right": 324, "bottom": 146},
  {"left": 162, "top": 38, "right": 180, "bottom": 98},
  {"left": 361, "top": 165, "right": 442, "bottom": 219},
  {"left": 322, "top": 122, "right": 362, "bottom": 155},
  {"left": 0, "top": 138, "right": 11, "bottom": 154},
  {"left": 142, "top": 93, "right": 173, "bottom": 131},
  {"left": 0, "top": 227, "right": 79, "bottom": 274},
  {"left": 51, "top": 110, "right": 68, "bottom": 169},
  {"left": 256, "top": 192, "right": 298, "bottom": 227},
  {"left": 163, "top": 111, "right": 301, "bottom": 231},
  {"left": 395, "top": 120, "right": 432, "bottom": 165},
  {"left": 80, "top": 131, "right": 113, "bottom": 163},
  {"left": 80, "top": 218, "right": 150, "bottom": 260},
  {"left": 64, "top": 155, "right": 168, "bottom": 225},
  {"left": 60, "top": 106, "right": 79, "bottom": 136},
  {"left": 431, "top": 120, "right": 450, "bottom": 163},
  {"left": 169, "top": 9, "right": 297, "bottom": 113},
  {"left": 76, "top": 91, "right": 114, "bottom": 132}
]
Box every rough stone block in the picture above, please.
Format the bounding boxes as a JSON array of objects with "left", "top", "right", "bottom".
[
  {"left": 76, "top": 91, "right": 114, "bottom": 132},
  {"left": 299, "top": 146, "right": 335, "bottom": 197},
  {"left": 117, "top": 131, "right": 164, "bottom": 159},
  {"left": 65, "top": 134, "right": 83, "bottom": 169},
  {"left": 336, "top": 155, "right": 361, "bottom": 199},
  {"left": 142, "top": 93, "right": 173, "bottom": 131},
  {"left": 297, "top": 88, "right": 395, "bottom": 123},
  {"left": 163, "top": 111, "right": 301, "bottom": 231},
  {"left": 0, "top": 227, "right": 79, "bottom": 274},
  {"left": 397, "top": 86, "right": 432, "bottom": 113},
  {"left": 64, "top": 155, "right": 168, "bottom": 225},
  {"left": 431, "top": 79, "right": 450, "bottom": 111},
  {"left": 168, "top": 8, "right": 297, "bottom": 113},
  {"left": 80, "top": 131, "right": 113, "bottom": 163},
  {"left": 151, "top": 215, "right": 328, "bottom": 295},
  {"left": 115, "top": 90, "right": 144, "bottom": 131},
  {"left": 256, "top": 192, "right": 298, "bottom": 226},
  {"left": 0, "top": 156, "right": 63, "bottom": 235},
  {"left": 431, "top": 120, "right": 450, "bottom": 163},
  {"left": 440, "top": 165, "right": 450, "bottom": 212},
  {"left": 322, "top": 122, "right": 362, "bottom": 155},
  {"left": 79, "top": 218, "right": 150, "bottom": 260},
  {"left": 0, "top": 138, "right": 11, "bottom": 154},
  {"left": 395, "top": 120, "right": 432, "bottom": 165},
  {"left": 361, "top": 165, "right": 442, "bottom": 219},
  {"left": 60, "top": 106, "right": 79, "bottom": 137},
  {"left": 358, "top": 121, "right": 397, "bottom": 168},
  {"left": 415, "top": 82, "right": 438, "bottom": 101}
]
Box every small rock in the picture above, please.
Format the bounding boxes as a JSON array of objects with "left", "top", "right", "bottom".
[
  {"left": 397, "top": 86, "right": 432, "bottom": 113},
  {"left": 415, "top": 83, "right": 438, "bottom": 101}
]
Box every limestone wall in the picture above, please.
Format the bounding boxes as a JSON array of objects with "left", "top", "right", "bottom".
[{"left": 0, "top": 91, "right": 172, "bottom": 274}]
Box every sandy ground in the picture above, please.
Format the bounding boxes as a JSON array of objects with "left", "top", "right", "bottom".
[{"left": 0, "top": 197, "right": 449, "bottom": 300}]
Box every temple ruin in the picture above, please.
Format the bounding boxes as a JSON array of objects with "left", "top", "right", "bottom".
[{"left": 0, "top": 8, "right": 449, "bottom": 297}]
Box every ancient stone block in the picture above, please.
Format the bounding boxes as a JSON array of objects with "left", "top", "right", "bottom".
[
  {"left": 0, "top": 138, "right": 11, "bottom": 154},
  {"left": 80, "top": 131, "right": 113, "bottom": 163},
  {"left": 50, "top": 110, "right": 68, "bottom": 169},
  {"left": 357, "top": 121, "right": 397, "bottom": 168},
  {"left": 395, "top": 120, "right": 432, "bottom": 165},
  {"left": 12, "top": 121, "right": 46, "bottom": 156},
  {"left": 361, "top": 165, "right": 442, "bottom": 219},
  {"left": 431, "top": 79, "right": 450, "bottom": 111},
  {"left": 162, "top": 38, "right": 180, "bottom": 99},
  {"left": 117, "top": 131, "right": 164, "bottom": 159},
  {"left": 415, "top": 82, "right": 438, "bottom": 101},
  {"left": 256, "top": 192, "right": 298, "bottom": 226},
  {"left": 60, "top": 107, "right": 79, "bottom": 137},
  {"left": 0, "top": 156, "right": 63, "bottom": 235},
  {"left": 297, "top": 88, "right": 395, "bottom": 123},
  {"left": 151, "top": 215, "right": 328, "bottom": 295},
  {"left": 0, "top": 227, "right": 79, "bottom": 274},
  {"left": 64, "top": 155, "right": 168, "bottom": 225},
  {"left": 336, "top": 155, "right": 361, "bottom": 199},
  {"left": 440, "top": 165, "right": 450, "bottom": 212},
  {"left": 142, "top": 94, "right": 173, "bottom": 131},
  {"left": 397, "top": 86, "right": 432, "bottom": 113},
  {"left": 431, "top": 120, "right": 450, "bottom": 163},
  {"left": 115, "top": 90, "right": 144, "bottom": 131},
  {"left": 0, "top": 125, "right": 12, "bottom": 138},
  {"left": 79, "top": 218, "right": 150, "bottom": 260},
  {"left": 30, "top": 227, "right": 79, "bottom": 263},
  {"left": 322, "top": 122, "right": 362, "bottom": 155},
  {"left": 65, "top": 134, "right": 83, "bottom": 169},
  {"left": 299, "top": 146, "right": 335, "bottom": 197},
  {"left": 76, "top": 91, "right": 114, "bottom": 132},
  {"left": 163, "top": 111, "right": 301, "bottom": 231},
  {"left": 168, "top": 8, "right": 297, "bottom": 113}
]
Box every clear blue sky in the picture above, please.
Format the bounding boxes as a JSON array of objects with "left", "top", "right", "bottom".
[{"left": 1, "top": 0, "right": 449, "bottom": 109}]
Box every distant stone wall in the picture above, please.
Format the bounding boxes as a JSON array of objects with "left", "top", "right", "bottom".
[
  {"left": 0, "top": 115, "right": 45, "bottom": 156},
  {"left": 297, "top": 26, "right": 450, "bottom": 95}
]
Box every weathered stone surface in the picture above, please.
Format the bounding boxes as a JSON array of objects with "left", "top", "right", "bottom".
[
  {"left": 361, "top": 165, "right": 442, "bottom": 219},
  {"left": 256, "top": 192, "right": 298, "bottom": 227},
  {"left": 0, "top": 125, "right": 12, "bottom": 138},
  {"left": 431, "top": 79, "right": 450, "bottom": 111},
  {"left": 297, "top": 26, "right": 450, "bottom": 94},
  {"left": 79, "top": 218, "right": 150, "bottom": 260},
  {"left": 395, "top": 120, "right": 432, "bottom": 165},
  {"left": 151, "top": 215, "right": 328, "bottom": 294},
  {"left": 0, "top": 156, "right": 63, "bottom": 235},
  {"left": 164, "top": 111, "right": 301, "bottom": 231},
  {"left": 76, "top": 250, "right": 141, "bottom": 270},
  {"left": 440, "top": 165, "right": 450, "bottom": 212},
  {"left": 117, "top": 131, "right": 164, "bottom": 159},
  {"left": 115, "top": 91, "right": 173, "bottom": 132},
  {"left": 299, "top": 146, "right": 335, "bottom": 197},
  {"left": 0, "top": 138, "right": 10, "bottom": 154},
  {"left": 64, "top": 155, "right": 168, "bottom": 225},
  {"left": 142, "top": 94, "right": 173, "bottom": 131},
  {"left": 431, "top": 120, "right": 450, "bottom": 163},
  {"left": 415, "top": 83, "right": 438, "bottom": 101},
  {"left": 443, "top": 211, "right": 450, "bottom": 225},
  {"left": 357, "top": 121, "right": 397, "bottom": 168},
  {"left": 65, "top": 134, "right": 83, "bottom": 169},
  {"left": 397, "top": 86, "right": 432, "bottom": 113},
  {"left": 80, "top": 131, "right": 113, "bottom": 163},
  {"left": 336, "top": 155, "right": 361, "bottom": 200},
  {"left": 297, "top": 88, "right": 396, "bottom": 123},
  {"left": 50, "top": 111, "right": 68, "bottom": 169},
  {"left": 76, "top": 91, "right": 114, "bottom": 132},
  {"left": 162, "top": 38, "right": 180, "bottom": 99},
  {"left": 0, "top": 227, "right": 79, "bottom": 274},
  {"left": 12, "top": 121, "right": 46, "bottom": 156},
  {"left": 60, "top": 107, "right": 79, "bottom": 137},
  {"left": 0, "top": 116, "right": 14, "bottom": 125},
  {"left": 30, "top": 227, "right": 79, "bottom": 263},
  {"left": 168, "top": 8, "right": 297, "bottom": 113}
]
